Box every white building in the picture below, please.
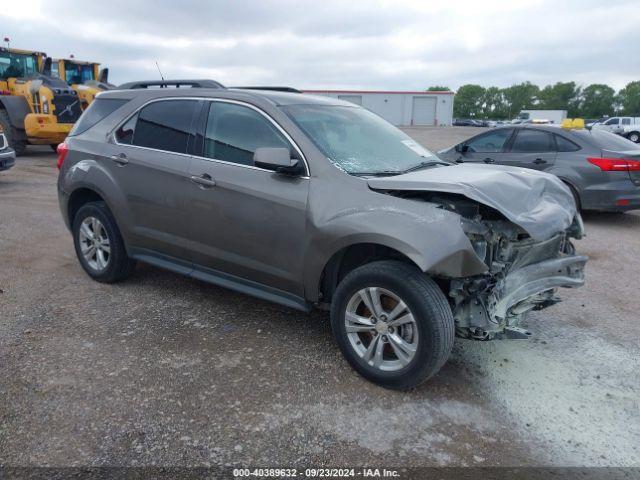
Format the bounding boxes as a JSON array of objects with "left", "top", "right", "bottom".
[{"left": 303, "top": 90, "right": 455, "bottom": 127}]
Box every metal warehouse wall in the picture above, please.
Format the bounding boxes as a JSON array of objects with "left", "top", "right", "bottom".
[{"left": 303, "top": 90, "right": 454, "bottom": 126}]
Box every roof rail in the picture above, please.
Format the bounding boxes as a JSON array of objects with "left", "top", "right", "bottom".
[
  {"left": 232, "top": 86, "right": 302, "bottom": 93},
  {"left": 117, "top": 79, "right": 226, "bottom": 90}
]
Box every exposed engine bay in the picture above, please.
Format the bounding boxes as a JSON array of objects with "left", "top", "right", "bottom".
[{"left": 388, "top": 191, "right": 588, "bottom": 340}]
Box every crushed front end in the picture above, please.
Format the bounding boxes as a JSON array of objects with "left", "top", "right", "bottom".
[
  {"left": 451, "top": 211, "right": 586, "bottom": 340},
  {"left": 430, "top": 195, "right": 588, "bottom": 340}
]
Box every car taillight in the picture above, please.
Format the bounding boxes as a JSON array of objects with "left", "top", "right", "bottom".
[
  {"left": 588, "top": 157, "right": 640, "bottom": 171},
  {"left": 56, "top": 142, "right": 69, "bottom": 170}
]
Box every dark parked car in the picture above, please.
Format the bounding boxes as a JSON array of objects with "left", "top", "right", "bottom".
[
  {"left": 438, "top": 125, "right": 640, "bottom": 211},
  {"left": 453, "top": 118, "right": 483, "bottom": 127},
  {"left": 0, "top": 129, "right": 16, "bottom": 171},
  {"left": 57, "top": 83, "right": 586, "bottom": 389}
]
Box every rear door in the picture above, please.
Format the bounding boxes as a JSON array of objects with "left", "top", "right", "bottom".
[
  {"left": 104, "top": 98, "right": 201, "bottom": 261},
  {"left": 458, "top": 128, "right": 515, "bottom": 164},
  {"left": 186, "top": 100, "right": 310, "bottom": 296},
  {"left": 502, "top": 128, "right": 557, "bottom": 170}
]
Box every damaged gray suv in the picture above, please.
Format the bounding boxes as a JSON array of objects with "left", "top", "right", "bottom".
[{"left": 57, "top": 81, "right": 587, "bottom": 389}]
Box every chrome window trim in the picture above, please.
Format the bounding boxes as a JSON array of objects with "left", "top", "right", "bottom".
[{"left": 111, "top": 96, "right": 310, "bottom": 177}]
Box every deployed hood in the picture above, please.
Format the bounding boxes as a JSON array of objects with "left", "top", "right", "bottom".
[{"left": 367, "top": 164, "right": 576, "bottom": 240}]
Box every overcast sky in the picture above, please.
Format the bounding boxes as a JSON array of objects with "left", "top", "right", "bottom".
[{"left": 2, "top": 0, "right": 637, "bottom": 91}]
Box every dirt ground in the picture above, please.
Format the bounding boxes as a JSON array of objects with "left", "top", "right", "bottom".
[{"left": 0, "top": 127, "right": 638, "bottom": 468}]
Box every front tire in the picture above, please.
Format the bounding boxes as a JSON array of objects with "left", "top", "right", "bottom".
[
  {"left": 330, "top": 260, "right": 454, "bottom": 390},
  {"left": 72, "top": 201, "right": 136, "bottom": 283}
]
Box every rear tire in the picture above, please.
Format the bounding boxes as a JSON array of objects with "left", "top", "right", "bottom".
[
  {"left": 564, "top": 182, "right": 581, "bottom": 212},
  {"left": 627, "top": 132, "right": 640, "bottom": 143},
  {"left": 330, "top": 260, "right": 454, "bottom": 390},
  {"left": 72, "top": 201, "right": 136, "bottom": 283},
  {"left": 50, "top": 144, "right": 58, "bottom": 152},
  {"left": 0, "top": 110, "right": 27, "bottom": 156}
]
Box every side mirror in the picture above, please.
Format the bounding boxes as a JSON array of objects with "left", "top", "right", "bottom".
[
  {"left": 455, "top": 144, "right": 469, "bottom": 153},
  {"left": 254, "top": 147, "right": 302, "bottom": 175}
]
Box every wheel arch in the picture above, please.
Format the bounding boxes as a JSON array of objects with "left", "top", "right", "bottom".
[
  {"left": 67, "top": 187, "right": 107, "bottom": 227},
  {"left": 316, "top": 241, "right": 426, "bottom": 305}
]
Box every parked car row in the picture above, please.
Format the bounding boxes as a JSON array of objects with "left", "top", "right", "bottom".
[{"left": 56, "top": 83, "right": 587, "bottom": 389}]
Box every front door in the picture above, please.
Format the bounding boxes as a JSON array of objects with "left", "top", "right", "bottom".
[
  {"left": 104, "top": 98, "right": 201, "bottom": 261},
  {"left": 187, "top": 100, "right": 309, "bottom": 296},
  {"left": 458, "top": 128, "right": 515, "bottom": 165}
]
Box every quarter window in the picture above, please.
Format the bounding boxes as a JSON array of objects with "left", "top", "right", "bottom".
[
  {"left": 465, "top": 129, "right": 513, "bottom": 153},
  {"left": 203, "top": 102, "right": 291, "bottom": 166},
  {"left": 115, "top": 114, "right": 137, "bottom": 145},
  {"left": 554, "top": 134, "right": 580, "bottom": 152},
  {"left": 130, "top": 100, "right": 199, "bottom": 154},
  {"left": 510, "top": 129, "right": 555, "bottom": 153},
  {"left": 622, "top": 118, "right": 631, "bottom": 125}
]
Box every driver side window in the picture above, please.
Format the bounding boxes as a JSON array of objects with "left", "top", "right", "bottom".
[{"left": 465, "top": 129, "right": 513, "bottom": 153}]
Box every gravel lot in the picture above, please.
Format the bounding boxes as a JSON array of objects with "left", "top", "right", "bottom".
[{"left": 1, "top": 126, "right": 639, "bottom": 468}]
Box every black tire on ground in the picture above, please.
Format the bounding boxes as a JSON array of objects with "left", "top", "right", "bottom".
[
  {"left": 330, "top": 260, "right": 455, "bottom": 390},
  {"left": 72, "top": 201, "right": 136, "bottom": 283},
  {"left": 565, "top": 182, "right": 582, "bottom": 212},
  {"left": 50, "top": 144, "right": 59, "bottom": 152},
  {"left": 627, "top": 132, "right": 640, "bottom": 143},
  {"left": 0, "top": 109, "right": 27, "bottom": 156}
]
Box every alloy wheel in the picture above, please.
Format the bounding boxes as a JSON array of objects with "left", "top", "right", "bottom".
[
  {"left": 344, "top": 287, "right": 418, "bottom": 371},
  {"left": 78, "top": 216, "right": 111, "bottom": 272}
]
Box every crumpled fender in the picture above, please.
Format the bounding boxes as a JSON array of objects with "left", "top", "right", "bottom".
[{"left": 303, "top": 180, "right": 489, "bottom": 301}]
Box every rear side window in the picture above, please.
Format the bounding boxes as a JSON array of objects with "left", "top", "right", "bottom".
[
  {"left": 68, "top": 98, "right": 129, "bottom": 137},
  {"left": 510, "top": 129, "right": 554, "bottom": 152},
  {"left": 128, "top": 100, "right": 199, "bottom": 154},
  {"left": 203, "top": 101, "right": 290, "bottom": 166},
  {"left": 554, "top": 134, "right": 580, "bottom": 152}
]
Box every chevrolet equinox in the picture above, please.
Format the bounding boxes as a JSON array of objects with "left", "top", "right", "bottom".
[{"left": 57, "top": 81, "right": 587, "bottom": 389}]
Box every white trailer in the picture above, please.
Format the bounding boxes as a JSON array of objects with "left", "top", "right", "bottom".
[{"left": 519, "top": 110, "right": 568, "bottom": 124}]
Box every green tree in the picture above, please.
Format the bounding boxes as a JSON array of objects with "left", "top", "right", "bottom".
[
  {"left": 578, "top": 84, "right": 616, "bottom": 118},
  {"left": 538, "top": 81, "right": 581, "bottom": 116},
  {"left": 453, "top": 84, "right": 485, "bottom": 118},
  {"left": 426, "top": 86, "right": 451, "bottom": 91},
  {"left": 502, "top": 82, "right": 539, "bottom": 119},
  {"left": 481, "top": 86, "right": 507, "bottom": 119},
  {"left": 617, "top": 81, "right": 640, "bottom": 115}
]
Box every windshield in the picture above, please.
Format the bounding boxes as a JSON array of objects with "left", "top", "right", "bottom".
[
  {"left": 0, "top": 51, "right": 38, "bottom": 79},
  {"left": 282, "top": 104, "right": 443, "bottom": 175},
  {"left": 64, "top": 62, "right": 95, "bottom": 84}
]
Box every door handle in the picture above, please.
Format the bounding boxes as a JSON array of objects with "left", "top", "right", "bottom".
[
  {"left": 533, "top": 158, "right": 547, "bottom": 165},
  {"left": 110, "top": 154, "right": 128, "bottom": 166},
  {"left": 483, "top": 157, "right": 495, "bottom": 164},
  {"left": 190, "top": 174, "right": 217, "bottom": 188}
]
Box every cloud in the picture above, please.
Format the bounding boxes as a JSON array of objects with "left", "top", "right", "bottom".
[{"left": 1, "top": 0, "right": 636, "bottom": 90}]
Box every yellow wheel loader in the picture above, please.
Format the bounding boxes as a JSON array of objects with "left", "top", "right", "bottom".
[
  {"left": 0, "top": 47, "right": 83, "bottom": 155},
  {"left": 52, "top": 58, "right": 113, "bottom": 110}
]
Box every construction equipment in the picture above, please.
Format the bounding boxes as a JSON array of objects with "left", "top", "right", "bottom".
[
  {"left": 0, "top": 46, "right": 82, "bottom": 155},
  {"left": 52, "top": 58, "right": 113, "bottom": 109}
]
